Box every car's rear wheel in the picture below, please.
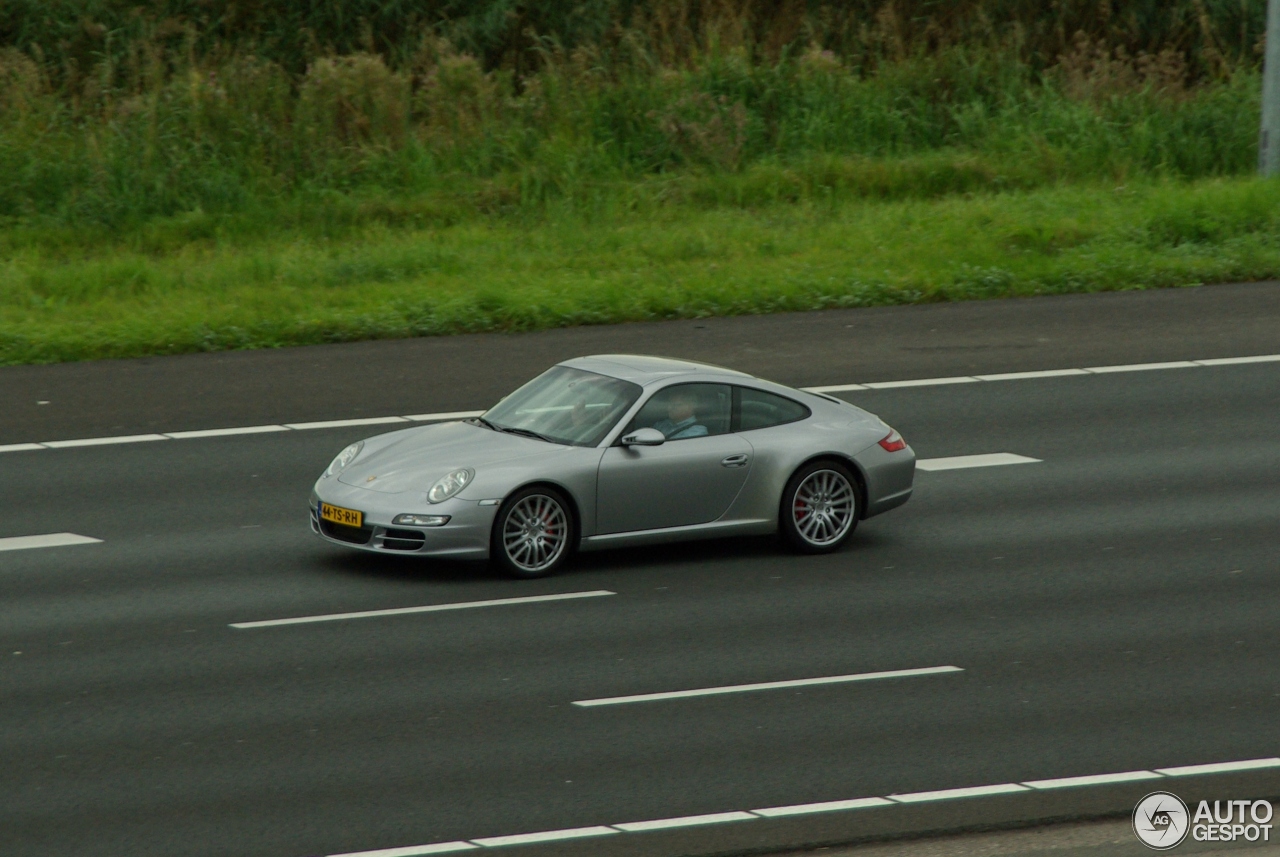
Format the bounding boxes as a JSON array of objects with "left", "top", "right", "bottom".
[
  {"left": 491, "top": 486, "right": 574, "bottom": 578},
  {"left": 780, "top": 460, "right": 859, "bottom": 554}
]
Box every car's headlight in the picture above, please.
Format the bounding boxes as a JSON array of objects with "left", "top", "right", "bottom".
[
  {"left": 325, "top": 441, "right": 364, "bottom": 478},
  {"left": 393, "top": 514, "right": 450, "bottom": 527},
  {"left": 428, "top": 468, "right": 474, "bottom": 503}
]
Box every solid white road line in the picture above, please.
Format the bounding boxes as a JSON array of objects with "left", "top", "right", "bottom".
[
  {"left": 1084, "top": 360, "right": 1200, "bottom": 373},
  {"left": 1155, "top": 758, "right": 1280, "bottom": 776},
  {"left": 889, "top": 784, "right": 1030, "bottom": 802},
  {"left": 613, "top": 812, "right": 757, "bottom": 832},
  {"left": 1022, "top": 770, "right": 1162, "bottom": 789},
  {"left": 752, "top": 797, "right": 895, "bottom": 817},
  {"left": 164, "top": 425, "right": 290, "bottom": 439},
  {"left": 863, "top": 376, "right": 979, "bottom": 389},
  {"left": 405, "top": 410, "right": 485, "bottom": 421},
  {"left": 5, "top": 353, "right": 1277, "bottom": 454},
  {"left": 328, "top": 756, "right": 1280, "bottom": 854},
  {"left": 804, "top": 383, "right": 869, "bottom": 393},
  {"left": 1, "top": 409, "right": 480, "bottom": 453},
  {"left": 42, "top": 434, "right": 167, "bottom": 448},
  {"left": 229, "top": 590, "right": 616, "bottom": 629},
  {"left": 572, "top": 666, "right": 963, "bottom": 707},
  {"left": 0, "top": 532, "right": 102, "bottom": 552},
  {"left": 329, "top": 843, "right": 477, "bottom": 857},
  {"left": 470, "top": 827, "right": 618, "bottom": 847},
  {"left": 1195, "top": 354, "right": 1280, "bottom": 365},
  {"left": 792, "top": 352, "right": 1280, "bottom": 394},
  {"left": 916, "top": 453, "right": 1041, "bottom": 472},
  {"left": 973, "top": 369, "right": 1090, "bottom": 381},
  {"left": 0, "top": 442, "right": 45, "bottom": 452},
  {"left": 283, "top": 416, "right": 410, "bottom": 430}
]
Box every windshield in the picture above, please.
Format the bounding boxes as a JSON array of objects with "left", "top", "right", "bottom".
[{"left": 482, "top": 366, "right": 642, "bottom": 447}]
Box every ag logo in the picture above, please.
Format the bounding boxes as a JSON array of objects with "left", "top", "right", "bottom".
[{"left": 1134, "top": 791, "right": 1190, "bottom": 850}]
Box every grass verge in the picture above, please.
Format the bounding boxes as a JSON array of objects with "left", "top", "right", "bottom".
[{"left": 3, "top": 175, "right": 1279, "bottom": 366}]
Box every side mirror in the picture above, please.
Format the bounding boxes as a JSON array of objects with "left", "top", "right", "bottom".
[{"left": 620, "top": 427, "right": 665, "bottom": 447}]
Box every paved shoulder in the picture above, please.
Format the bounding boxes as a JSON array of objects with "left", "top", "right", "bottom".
[{"left": 3, "top": 281, "right": 1280, "bottom": 444}]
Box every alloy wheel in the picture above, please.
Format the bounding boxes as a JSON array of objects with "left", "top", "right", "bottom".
[
  {"left": 791, "top": 469, "right": 856, "bottom": 547},
  {"left": 502, "top": 493, "right": 569, "bottom": 574}
]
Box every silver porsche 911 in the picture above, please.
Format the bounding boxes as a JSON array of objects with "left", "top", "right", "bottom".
[{"left": 310, "top": 355, "right": 914, "bottom": 577}]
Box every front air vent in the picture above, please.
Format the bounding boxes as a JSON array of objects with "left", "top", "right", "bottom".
[
  {"left": 320, "top": 519, "right": 373, "bottom": 545},
  {"left": 381, "top": 528, "right": 426, "bottom": 551}
]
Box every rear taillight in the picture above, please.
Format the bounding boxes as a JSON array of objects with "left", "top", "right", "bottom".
[{"left": 878, "top": 429, "right": 907, "bottom": 452}]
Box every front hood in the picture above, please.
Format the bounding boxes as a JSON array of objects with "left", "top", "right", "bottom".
[{"left": 336, "top": 421, "right": 553, "bottom": 494}]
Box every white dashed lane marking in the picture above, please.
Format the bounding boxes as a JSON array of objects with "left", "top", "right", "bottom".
[
  {"left": 915, "top": 453, "right": 1041, "bottom": 471},
  {"left": 0, "top": 532, "right": 102, "bottom": 552},
  {"left": 572, "top": 666, "right": 963, "bottom": 707},
  {"left": 229, "top": 590, "right": 616, "bottom": 629}
]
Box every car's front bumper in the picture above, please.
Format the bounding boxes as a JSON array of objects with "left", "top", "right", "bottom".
[{"left": 309, "top": 483, "right": 498, "bottom": 559}]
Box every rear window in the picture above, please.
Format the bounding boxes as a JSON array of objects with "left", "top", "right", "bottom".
[{"left": 734, "top": 387, "right": 811, "bottom": 431}]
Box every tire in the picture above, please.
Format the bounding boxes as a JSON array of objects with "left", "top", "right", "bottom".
[
  {"left": 779, "top": 459, "right": 860, "bottom": 554},
  {"left": 490, "top": 485, "right": 575, "bottom": 578}
]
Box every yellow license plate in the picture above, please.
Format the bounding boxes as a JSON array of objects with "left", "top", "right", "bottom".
[{"left": 320, "top": 502, "right": 363, "bottom": 528}]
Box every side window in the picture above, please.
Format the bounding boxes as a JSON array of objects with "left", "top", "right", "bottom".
[
  {"left": 626, "top": 384, "right": 732, "bottom": 440},
  {"left": 735, "top": 387, "right": 811, "bottom": 431}
]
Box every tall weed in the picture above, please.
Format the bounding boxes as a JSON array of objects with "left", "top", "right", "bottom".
[{"left": 0, "top": 2, "right": 1267, "bottom": 233}]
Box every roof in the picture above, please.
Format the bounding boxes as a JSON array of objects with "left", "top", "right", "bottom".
[{"left": 561, "top": 354, "right": 750, "bottom": 384}]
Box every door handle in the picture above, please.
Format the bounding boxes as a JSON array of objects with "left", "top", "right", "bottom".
[{"left": 721, "top": 454, "right": 749, "bottom": 468}]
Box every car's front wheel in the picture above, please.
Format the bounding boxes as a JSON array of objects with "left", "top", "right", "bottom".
[
  {"left": 491, "top": 486, "right": 575, "bottom": 578},
  {"left": 779, "top": 460, "right": 860, "bottom": 553}
]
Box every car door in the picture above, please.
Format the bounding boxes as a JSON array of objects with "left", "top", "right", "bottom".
[{"left": 595, "top": 383, "right": 753, "bottom": 534}]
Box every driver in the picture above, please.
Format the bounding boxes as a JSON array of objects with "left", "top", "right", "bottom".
[{"left": 652, "top": 388, "right": 708, "bottom": 439}]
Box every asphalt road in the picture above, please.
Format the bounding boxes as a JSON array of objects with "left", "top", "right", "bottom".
[
  {"left": 5, "top": 279, "right": 1280, "bottom": 444},
  {"left": 2, "top": 285, "right": 1279, "bottom": 857}
]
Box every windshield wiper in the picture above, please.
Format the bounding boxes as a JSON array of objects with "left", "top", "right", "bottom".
[
  {"left": 469, "top": 416, "right": 563, "bottom": 444},
  {"left": 497, "top": 426, "right": 563, "bottom": 444}
]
